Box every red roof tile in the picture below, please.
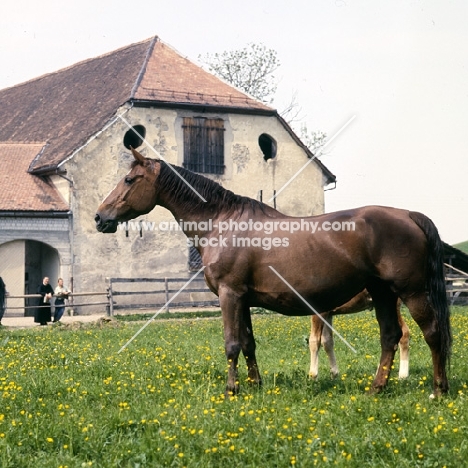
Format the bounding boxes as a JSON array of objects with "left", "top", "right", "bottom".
[
  {"left": 133, "top": 39, "right": 272, "bottom": 111},
  {"left": 0, "top": 39, "right": 151, "bottom": 173},
  {"left": 0, "top": 143, "right": 69, "bottom": 211},
  {"left": 0, "top": 36, "right": 334, "bottom": 186},
  {"left": 0, "top": 37, "right": 272, "bottom": 174}
]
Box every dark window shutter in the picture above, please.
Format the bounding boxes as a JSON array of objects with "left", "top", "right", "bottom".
[{"left": 183, "top": 117, "right": 225, "bottom": 174}]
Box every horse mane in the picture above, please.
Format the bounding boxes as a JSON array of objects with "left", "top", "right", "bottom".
[{"left": 145, "top": 159, "right": 276, "bottom": 218}]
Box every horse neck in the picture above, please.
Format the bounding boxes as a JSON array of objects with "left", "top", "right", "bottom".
[
  {"left": 159, "top": 197, "right": 216, "bottom": 226},
  {"left": 153, "top": 162, "right": 280, "bottom": 235},
  {"left": 156, "top": 186, "right": 219, "bottom": 238}
]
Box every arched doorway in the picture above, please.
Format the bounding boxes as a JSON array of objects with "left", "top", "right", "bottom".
[{"left": 0, "top": 240, "right": 60, "bottom": 316}]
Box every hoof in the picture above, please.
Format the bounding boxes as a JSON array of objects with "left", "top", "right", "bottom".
[
  {"left": 247, "top": 377, "right": 262, "bottom": 387},
  {"left": 368, "top": 385, "right": 383, "bottom": 395},
  {"left": 225, "top": 384, "right": 240, "bottom": 398},
  {"left": 429, "top": 389, "right": 447, "bottom": 400}
]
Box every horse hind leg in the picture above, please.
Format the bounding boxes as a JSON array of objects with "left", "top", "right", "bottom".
[
  {"left": 367, "top": 284, "right": 401, "bottom": 393},
  {"left": 405, "top": 293, "right": 449, "bottom": 397}
]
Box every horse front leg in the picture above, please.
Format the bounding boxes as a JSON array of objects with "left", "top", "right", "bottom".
[
  {"left": 321, "top": 315, "right": 339, "bottom": 378},
  {"left": 309, "top": 313, "right": 338, "bottom": 379},
  {"left": 241, "top": 307, "right": 262, "bottom": 387},
  {"left": 219, "top": 286, "right": 260, "bottom": 396},
  {"left": 308, "top": 314, "right": 323, "bottom": 379}
]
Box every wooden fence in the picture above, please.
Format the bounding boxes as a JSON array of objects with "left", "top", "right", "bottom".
[
  {"left": 4, "top": 292, "right": 109, "bottom": 317},
  {"left": 107, "top": 276, "right": 219, "bottom": 316},
  {"left": 445, "top": 263, "right": 468, "bottom": 305},
  {"left": 3, "top": 266, "right": 467, "bottom": 317}
]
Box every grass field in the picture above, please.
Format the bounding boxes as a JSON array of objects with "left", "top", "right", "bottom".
[{"left": 1, "top": 307, "right": 467, "bottom": 467}]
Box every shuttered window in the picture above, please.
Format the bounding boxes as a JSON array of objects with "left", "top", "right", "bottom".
[{"left": 183, "top": 117, "right": 225, "bottom": 174}]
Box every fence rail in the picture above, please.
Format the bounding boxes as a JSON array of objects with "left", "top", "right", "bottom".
[
  {"left": 3, "top": 267, "right": 467, "bottom": 317},
  {"left": 445, "top": 263, "right": 468, "bottom": 305},
  {"left": 4, "top": 292, "right": 109, "bottom": 316},
  {"left": 106, "top": 276, "right": 219, "bottom": 316}
]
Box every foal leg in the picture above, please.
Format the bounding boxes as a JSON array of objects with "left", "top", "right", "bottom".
[
  {"left": 308, "top": 313, "right": 325, "bottom": 379},
  {"left": 368, "top": 285, "right": 401, "bottom": 393},
  {"left": 397, "top": 306, "right": 410, "bottom": 379},
  {"left": 321, "top": 315, "right": 339, "bottom": 378},
  {"left": 219, "top": 286, "right": 260, "bottom": 396},
  {"left": 405, "top": 293, "right": 449, "bottom": 397}
]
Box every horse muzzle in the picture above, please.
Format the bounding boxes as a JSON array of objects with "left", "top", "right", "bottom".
[{"left": 95, "top": 213, "right": 118, "bottom": 233}]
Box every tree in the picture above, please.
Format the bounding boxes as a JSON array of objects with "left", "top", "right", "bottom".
[
  {"left": 199, "top": 43, "right": 280, "bottom": 104},
  {"left": 299, "top": 125, "right": 328, "bottom": 156},
  {"left": 201, "top": 43, "right": 327, "bottom": 155}
]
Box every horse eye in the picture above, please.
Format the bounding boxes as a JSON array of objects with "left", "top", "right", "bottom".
[{"left": 124, "top": 176, "right": 133, "bottom": 185}]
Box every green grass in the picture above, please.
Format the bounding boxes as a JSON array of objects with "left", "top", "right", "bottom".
[
  {"left": 1, "top": 307, "right": 468, "bottom": 467},
  {"left": 114, "top": 307, "right": 272, "bottom": 322},
  {"left": 453, "top": 240, "right": 468, "bottom": 254},
  {"left": 114, "top": 309, "right": 222, "bottom": 321}
]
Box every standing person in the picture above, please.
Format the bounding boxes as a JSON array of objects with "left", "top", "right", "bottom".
[
  {"left": 36, "top": 277, "right": 53, "bottom": 326},
  {"left": 0, "top": 277, "right": 6, "bottom": 326},
  {"left": 53, "top": 278, "right": 69, "bottom": 323}
]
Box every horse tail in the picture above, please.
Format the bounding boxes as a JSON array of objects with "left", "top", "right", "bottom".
[{"left": 409, "top": 211, "right": 452, "bottom": 367}]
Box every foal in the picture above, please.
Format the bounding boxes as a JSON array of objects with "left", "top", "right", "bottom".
[{"left": 309, "top": 290, "right": 410, "bottom": 380}]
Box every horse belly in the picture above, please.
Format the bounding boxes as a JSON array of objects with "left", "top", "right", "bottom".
[{"left": 248, "top": 276, "right": 366, "bottom": 317}]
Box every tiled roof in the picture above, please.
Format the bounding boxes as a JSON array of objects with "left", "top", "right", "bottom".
[
  {"left": 133, "top": 39, "right": 272, "bottom": 111},
  {"left": 0, "top": 143, "right": 69, "bottom": 211},
  {"left": 0, "top": 37, "right": 273, "bottom": 174},
  {"left": 0, "top": 39, "right": 151, "bottom": 173},
  {"left": 0, "top": 36, "right": 335, "bottom": 185}
]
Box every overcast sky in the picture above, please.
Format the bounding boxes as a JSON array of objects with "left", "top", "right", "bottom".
[{"left": 1, "top": 0, "right": 467, "bottom": 244}]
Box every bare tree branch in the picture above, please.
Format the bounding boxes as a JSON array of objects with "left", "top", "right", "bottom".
[{"left": 199, "top": 43, "right": 280, "bottom": 104}]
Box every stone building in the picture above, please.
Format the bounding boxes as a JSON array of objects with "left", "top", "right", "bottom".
[{"left": 0, "top": 36, "right": 335, "bottom": 313}]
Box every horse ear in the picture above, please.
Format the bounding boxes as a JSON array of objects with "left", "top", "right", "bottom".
[{"left": 130, "top": 147, "right": 146, "bottom": 164}]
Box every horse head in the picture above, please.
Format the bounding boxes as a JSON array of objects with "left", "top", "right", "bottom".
[{"left": 95, "top": 148, "right": 160, "bottom": 233}]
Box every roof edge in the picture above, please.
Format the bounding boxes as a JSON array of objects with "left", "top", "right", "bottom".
[
  {"left": 0, "top": 37, "right": 155, "bottom": 93},
  {"left": 0, "top": 210, "right": 71, "bottom": 217},
  {"left": 131, "top": 99, "right": 277, "bottom": 116},
  {"left": 275, "top": 114, "right": 336, "bottom": 185},
  {"left": 130, "top": 36, "right": 159, "bottom": 98},
  {"left": 27, "top": 144, "right": 49, "bottom": 172},
  {"left": 35, "top": 104, "right": 134, "bottom": 174}
]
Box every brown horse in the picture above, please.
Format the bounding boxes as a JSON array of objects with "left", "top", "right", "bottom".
[
  {"left": 309, "top": 290, "right": 410, "bottom": 380},
  {"left": 95, "top": 148, "right": 451, "bottom": 397}
]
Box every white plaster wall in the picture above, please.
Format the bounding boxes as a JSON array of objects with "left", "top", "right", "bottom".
[
  {"left": 63, "top": 105, "right": 326, "bottom": 296},
  {"left": 0, "top": 240, "right": 25, "bottom": 310}
]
